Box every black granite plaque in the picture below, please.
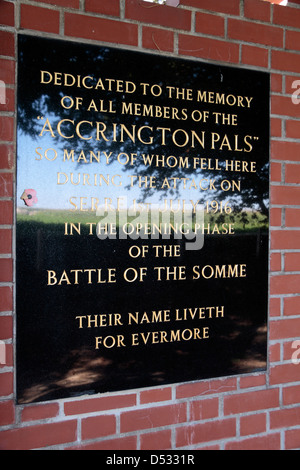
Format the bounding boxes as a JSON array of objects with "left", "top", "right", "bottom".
[{"left": 16, "top": 34, "right": 269, "bottom": 403}]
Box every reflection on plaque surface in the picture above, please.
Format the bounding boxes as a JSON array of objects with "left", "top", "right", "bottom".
[{"left": 16, "top": 34, "right": 270, "bottom": 404}]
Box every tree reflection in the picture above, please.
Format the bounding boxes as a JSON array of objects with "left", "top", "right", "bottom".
[{"left": 18, "top": 35, "right": 269, "bottom": 219}]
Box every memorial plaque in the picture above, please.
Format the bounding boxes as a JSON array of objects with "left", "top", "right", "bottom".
[{"left": 16, "top": 35, "right": 269, "bottom": 404}]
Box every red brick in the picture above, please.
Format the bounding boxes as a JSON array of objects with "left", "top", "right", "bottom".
[
  {"left": 239, "top": 375, "right": 266, "bottom": 389},
  {"left": 0, "top": 258, "right": 13, "bottom": 282},
  {"left": 272, "top": 51, "right": 300, "bottom": 74},
  {"left": 0, "top": 400, "right": 14, "bottom": 426},
  {"left": 65, "top": 13, "right": 138, "bottom": 46},
  {"left": 270, "top": 207, "right": 282, "bottom": 227},
  {"left": 242, "top": 44, "right": 269, "bottom": 68},
  {"left": 176, "top": 418, "right": 236, "bottom": 447},
  {"left": 125, "top": 0, "right": 191, "bottom": 30},
  {"left": 270, "top": 317, "right": 300, "bottom": 340},
  {"left": 0, "top": 229, "right": 12, "bottom": 253},
  {"left": 271, "top": 141, "right": 300, "bottom": 161},
  {"left": 1, "top": 0, "right": 300, "bottom": 453},
  {"left": 140, "top": 429, "right": 172, "bottom": 450},
  {"left": 240, "top": 413, "right": 266, "bottom": 436},
  {"left": 142, "top": 27, "right": 174, "bottom": 53},
  {"left": 180, "top": 0, "right": 240, "bottom": 15},
  {"left": 270, "top": 252, "right": 281, "bottom": 272},
  {"left": 0, "top": 315, "right": 12, "bottom": 340},
  {"left": 0, "top": 117, "right": 14, "bottom": 142},
  {"left": 285, "top": 208, "right": 300, "bottom": 227},
  {"left": 283, "top": 385, "right": 300, "bottom": 406},
  {"left": 284, "top": 296, "right": 300, "bottom": 315},
  {"left": 271, "top": 118, "right": 282, "bottom": 138},
  {"left": 0, "top": 420, "right": 77, "bottom": 450},
  {"left": 0, "top": 1, "right": 14, "bottom": 27},
  {"left": 270, "top": 406, "right": 300, "bottom": 429},
  {"left": 20, "top": 4, "right": 60, "bottom": 34},
  {"left": 85, "top": 0, "right": 120, "bottom": 16},
  {"left": 0, "top": 372, "right": 13, "bottom": 396},
  {"left": 270, "top": 253, "right": 281, "bottom": 272},
  {"left": 0, "top": 286, "right": 13, "bottom": 312},
  {"left": 72, "top": 436, "right": 137, "bottom": 450},
  {"left": 270, "top": 335, "right": 282, "bottom": 360},
  {"left": 272, "top": 96, "right": 300, "bottom": 118},
  {"left": 0, "top": 145, "right": 14, "bottom": 170},
  {"left": 35, "top": 0, "right": 80, "bottom": 8},
  {"left": 81, "top": 415, "right": 116, "bottom": 441},
  {"left": 64, "top": 393, "right": 136, "bottom": 415},
  {"left": 286, "top": 120, "right": 300, "bottom": 139},
  {"left": 0, "top": 87, "right": 14, "bottom": 113},
  {"left": 286, "top": 428, "right": 300, "bottom": 450},
  {"left": 271, "top": 74, "right": 282, "bottom": 93},
  {"left": 270, "top": 363, "right": 300, "bottom": 385},
  {"left": 178, "top": 35, "right": 239, "bottom": 63},
  {"left": 225, "top": 433, "right": 281, "bottom": 450},
  {"left": 244, "top": 0, "right": 271, "bottom": 22},
  {"left": 140, "top": 387, "right": 172, "bottom": 405},
  {"left": 286, "top": 75, "right": 300, "bottom": 94},
  {"left": 271, "top": 162, "right": 282, "bottom": 182},
  {"left": 273, "top": 4, "right": 300, "bottom": 29},
  {"left": 176, "top": 377, "right": 237, "bottom": 399},
  {"left": 228, "top": 19, "right": 283, "bottom": 48},
  {"left": 271, "top": 186, "right": 300, "bottom": 206},
  {"left": 285, "top": 253, "right": 300, "bottom": 271},
  {"left": 283, "top": 340, "right": 298, "bottom": 361},
  {"left": 21, "top": 403, "right": 59, "bottom": 422},
  {"left": 0, "top": 59, "right": 15, "bottom": 85},
  {"left": 269, "top": 297, "right": 281, "bottom": 317},
  {"left": 0, "top": 201, "right": 13, "bottom": 225},
  {"left": 121, "top": 403, "right": 186, "bottom": 433},
  {"left": 269, "top": 343, "right": 281, "bottom": 363},
  {"left": 286, "top": 30, "right": 300, "bottom": 53},
  {"left": 195, "top": 12, "right": 225, "bottom": 37},
  {"left": 201, "top": 444, "right": 221, "bottom": 450},
  {"left": 224, "top": 389, "right": 279, "bottom": 415},
  {"left": 190, "top": 398, "right": 219, "bottom": 421},
  {"left": 271, "top": 274, "right": 300, "bottom": 294},
  {"left": 0, "top": 173, "right": 13, "bottom": 197},
  {"left": 0, "top": 31, "right": 14, "bottom": 57},
  {"left": 0, "top": 343, "right": 13, "bottom": 368}
]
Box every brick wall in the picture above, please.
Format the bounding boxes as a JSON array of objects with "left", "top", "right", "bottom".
[{"left": 0, "top": 0, "right": 300, "bottom": 450}]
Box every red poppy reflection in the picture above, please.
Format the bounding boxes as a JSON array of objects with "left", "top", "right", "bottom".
[{"left": 20, "top": 189, "right": 38, "bottom": 207}]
